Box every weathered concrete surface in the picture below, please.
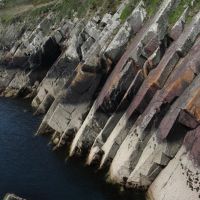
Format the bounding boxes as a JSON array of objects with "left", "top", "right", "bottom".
[
  {"left": 87, "top": 70, "right": 144, "bottom": 165},
  {"left": 3, "top": 36, "right": 61, "bottom": 97},
  {"left": 108, "top": 35, "right": 200, "bottom": 185},
  {"left": 35, "top": 6, "right": 122, "bottom": 123},
  {"left": 148, "top": 127, "right": 200, "bottom": 200},
  {"left": 105, "top": 0, "right": 147, "bottom": 62},
  {"left": 35, "top": 0, "right": 147, "bottom": 149},
  {"left": 35, "top": 19, "right": 104, "bottom": 132},
  {"left": 2, "top": 0, "right": 200, "bottom": 197},
  {"left": 100, "top": 11, "right": 200, "bottom": 170},
  {"left": 32, "top": 21, "right": 83, "bottom": 113},
  {"left": 0, "top": 16, "right": 51, "bottom": 93},
  {"left": 127, "top": 75, "right": 200, "bottom": 191},
  {"left": 36, "top": 1, "right": 135, "bottom": 147},
  {"left": 70, "top": 0, "right": 176, "bottom": 157},
  {"left": 48, "top": 62, "right": 104, "bottom": 148},
  {"left": 157, "top": 74, "right": 200, "bottom": 140},
  {"left": 126, "top": 133, "right": 183, "bottom": 190},
  {"left": 0, "top": 14, "right": 66, "bottom": 97}
]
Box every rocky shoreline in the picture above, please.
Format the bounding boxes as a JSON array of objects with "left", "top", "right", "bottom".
[
  {"left": 1, "top": 0, "right": 200, "bottom": 199},
  {"left": 3, "top": 194, "right": 26, "bottom": 200}
]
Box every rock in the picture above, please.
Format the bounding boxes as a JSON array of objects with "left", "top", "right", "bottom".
[
  {"left": 4, "top": 36, "right": 61, "bottom": 97},
  {"left": 87, "top": 70, "right": 144, "bottom": 165},
  {"left": 143, "top": 47, "right": 162, "bottom": 77},
  {"left": 157, "top": 74, "right": 200, "bottom": 140},
  {"left": 84, "top": 21, "right": 101, "bottom": 41},
  {"left": 169, "top": 7, "right": 189, "bottom": 41},
  {"left": 37, "top": 1, "right": 131, "bottom": 149},
  {"left": 47, "top": 63, "right": 103, "bottom": 148},
  {"left": 69, "top": 0, "right": 176, "bottom": 158},
  {"left": 105, "top": 0, "right": 147, "bottom": 61},
  {"left": 126, "top": 1, "right": 146, "bottom": 33},
  {"left": 108, "top": 35, "right": 200, "bottom": 185},
  {"left": 53, "top": 30, "right": 63, "bottom": 44},
  {"left": 92, "top": 15, "right": 101, "bottom": 24},
  {"left": 148, "top": 128, "right": 200, "bottom": 200},
  {"left": 59, "top": 20, "right": 74, "bottom": 37},
  {"left": 65, "top": 22, "right": 85, "bottom": 60},
  {"left": 70, "top": 59, "right": 139, "bottom": 157},
  {"left": 32, "top": 21, "right": 83, "bottom": 113},
  {"left": 100, "top": 13, "right": 112, "bottom": 27},
  {"left": 126, "top": 132, "right": 183, "bottom": 189},
  {"left": 100, "top": 11, "right": 200, "bottom": 170},
  {"left": 81, "top": 37, "right": 95, "bottom": 59},
  {"left": 0, "top": 14, "right": 61, "bottom": 96},
  {"left": 2, "top": 0, "right": 200, "bottom": 196},
  {"left": 142, "top": 36, "right": 160, "bottom": 58},
  {"left": 3, "top": 194, "right": 26, "bottom": 200},
  {"left": 38, "top": 16, "right": 52, "bottom": 33}
]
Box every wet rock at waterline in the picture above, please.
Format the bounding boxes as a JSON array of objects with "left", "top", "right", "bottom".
[{"left": 3, "top": 194, "right": 26, "bottom": 200}]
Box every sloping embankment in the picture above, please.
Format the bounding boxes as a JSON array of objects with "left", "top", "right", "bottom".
[{"left": 1, "top": 0, "right": 200, "bottom": 199}]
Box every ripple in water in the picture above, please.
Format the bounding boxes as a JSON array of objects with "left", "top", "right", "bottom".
[{"left": 0, "top": 97, "right": 145, "bottom": 200}]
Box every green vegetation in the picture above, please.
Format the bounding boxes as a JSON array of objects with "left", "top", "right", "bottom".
[
  {"left": 119, "top": 0, "right": 200, "bottom": 27},
  {"left": 0, "top": 0, "right": 55, "bottom": 24},
  {"left": 3, "top": 0, "right": 199, "bottom": 27},
  {"left": 0, "top": 0, "right": 123, "bottom": 25},
  {"left": 1, "top": 0, "right": 53, "bottom": 8},
  {"left": 169, "top": 0, "right": 200, "bottom": 27},
  {"left": 53, "top": 0, "right": 122, "bottom": 20},
  {"left": 120, "top": 0, "right": 138, "bottom": 22},
  {"left": 120, "top": 0, "right": 161, "bottom": 23},
  {"left": 169, "top": 0, "right": 190, "bottom": 26},
  {"left": 144, "top": 0, "right": 161, "bottom": 17}
]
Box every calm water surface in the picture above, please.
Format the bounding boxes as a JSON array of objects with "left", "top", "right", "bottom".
[{"left": 0, "top": 97, "right": 145, "bottom": 200}]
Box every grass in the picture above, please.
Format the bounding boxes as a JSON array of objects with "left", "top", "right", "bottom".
[
  {"left": 1, "top": 0, "right": 54, "bottom": 8},
  {"left": 119, "top": 0, "right": 200, "bottom": 27},
  {"left": 0, "top": 0, "right": 55, "bottom": 24},
  {"left": 120, "top": 0, "right": 139, "bottom": 22},
  {"left": 169, "top": 0, "right": 190, "bottom": 26},
  {"left": 168, "top": 0, "right": 200, "bottom": 27},
  {"left": 0, "top": 0, "right": 123, "bottom": 25},
  {"left": 53, "top": 0, "right": 122, "bottom": 20}
]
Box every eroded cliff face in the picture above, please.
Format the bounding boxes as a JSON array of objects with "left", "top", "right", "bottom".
[{"left": 1, "top": 0, "right": 200, "bottom": 199}]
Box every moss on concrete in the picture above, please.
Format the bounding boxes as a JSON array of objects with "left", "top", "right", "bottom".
[{"left": 144, "top": 0, "right": 161, "bottom": 17}]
